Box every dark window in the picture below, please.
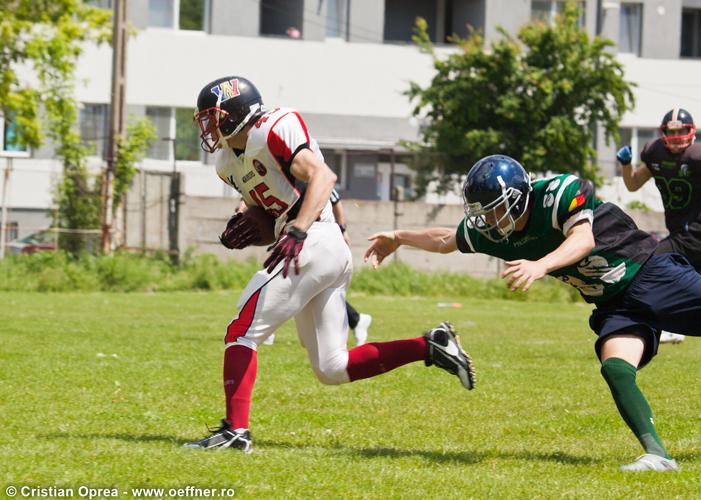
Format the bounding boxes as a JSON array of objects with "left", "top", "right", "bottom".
[
  {"left": 384, "top": 0, "right": 436, "bottom": 42},
  {"left": 260, "top": 0, "right": 304, "bottom": 38},
  {"left": 180, "top": 0, "right": 209, "bottom": 31},
  {"left": 681, "top": 9, "right": 701, "bottom": 58}
]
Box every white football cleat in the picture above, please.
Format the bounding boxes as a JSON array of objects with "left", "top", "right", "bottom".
[
  {"left": 263, "top": 334, "right": 275, "bottom": 345},
  {"left": 659, "top": 331, "right": 685, "bottom": 344},
  {"left": 620, "top": 453, "right": 678, "bottom": 472},
  {"left": 353, "top": 313, "right": 372, "bottom": 346}
]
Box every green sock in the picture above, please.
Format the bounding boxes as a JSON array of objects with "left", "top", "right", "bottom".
[{"left": 600, "top": 357, "right": 669, "bottom": 459}]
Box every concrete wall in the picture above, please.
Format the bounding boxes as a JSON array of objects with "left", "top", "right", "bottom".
[{"left": 139, "top": 188, "right": 665, "bottom": 278}]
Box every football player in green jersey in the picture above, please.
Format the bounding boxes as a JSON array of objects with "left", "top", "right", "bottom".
[{"left": 364, "top": 154, "right": 701, "bottom": 472}]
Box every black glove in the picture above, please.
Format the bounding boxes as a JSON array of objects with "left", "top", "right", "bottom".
[
  {"left": 264, "top": 226, "right": 307, "bottom": 278},
  {"left": 219, "top": 212, "right": 260, "bottom": 250}
]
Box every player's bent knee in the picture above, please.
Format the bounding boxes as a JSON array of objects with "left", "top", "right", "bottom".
[
  {"left": 312, "top": 355, "right": 350, "bottom": 385},
  {"left": 600, "top": 357, "right": 636, "bottom": 386}
]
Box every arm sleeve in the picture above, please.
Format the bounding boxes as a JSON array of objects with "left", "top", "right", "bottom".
[
  {"left": 455, "top": 218, "right": 475, "bottom": 254},
  {"left": 554, "top": 176, "right": 596, "bottom": 235},
  {"left": 266, "top": 111, "right": 311, "bottom": 171},
  {"left": 639, "top": 139, "right": 654, "bottom": 164}
]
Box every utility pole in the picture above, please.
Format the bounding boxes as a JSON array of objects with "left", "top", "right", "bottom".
[
  {"left": 0, "top": 157, "right": 13, "bottom": 258},
  {"left": 101, "top": 0, "right": 128, "bottom": 254}
]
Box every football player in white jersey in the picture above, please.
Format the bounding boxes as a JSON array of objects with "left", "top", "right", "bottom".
[{"left": 183, "top": 76, "right": 476, "bottom": 452}]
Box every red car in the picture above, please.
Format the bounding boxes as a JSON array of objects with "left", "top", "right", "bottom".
[{"left": 8, "top": 230, "right": 57, "bottom": 255}]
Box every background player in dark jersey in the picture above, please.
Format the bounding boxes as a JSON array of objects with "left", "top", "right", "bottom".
[
  {"left": 617, "top": 107, "right": 701, "bottom": 344},
  {"left": 365, "top": 154, "right": 701, "bottom": 472}
]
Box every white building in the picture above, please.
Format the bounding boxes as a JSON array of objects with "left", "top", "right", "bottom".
[{"left": 2, "top": 0, "right": 701, "bottom": 242}]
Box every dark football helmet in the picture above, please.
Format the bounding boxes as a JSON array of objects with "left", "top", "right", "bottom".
[
  {"left": 194, "top": 76, "right": 263, "bottom": 153},
  {"left": 660, "top": 107, "right": 695, "bottom": 151},
  {"left": 462, "top": 154, "right": 532, "bottom": 242}
]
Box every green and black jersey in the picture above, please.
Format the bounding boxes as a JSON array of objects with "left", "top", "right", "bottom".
[
  {"left": 640, "top": 138, "right": 701, "bottom": 233},
  {"left": 455, "top": 174, "right": 658, "bottom": 303}
]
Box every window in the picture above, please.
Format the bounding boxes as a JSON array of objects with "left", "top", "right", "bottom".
[
  {"left": 0, "top": 221, "right": 19, "bottom": 242},
  {"left": 260, "top": 0, "right": 304, "bottom": 38},
  {"left": 619, "top": 3, "right": 642, "bottom": 55},
  {"left": 86, "top": 0, "right": 112, "bottom": 8},
  {"left": 149, "top": 0, "right": 175, "bottom": 28},
  {"left": 326, "top": 0, "right": 347, "bottom": 38},
  {"left": 179, "top": 0, "right": 210, "bottom": 31},
  {"left": 321, "top": 148, "right": 347, "bottom": 189},
  {"left": 384, "top": 0, "right": 436, "bottom": 43},
  {"left": 146, "top": 107, "right": 174, "bottom": 160},
  {"left": 79, "top": 104, "right": 108, "bottom": 158},
  {"left": 681, "top": 8, "right": 701, "bottom": 58},
  {"left": 175, "top": 108, "right": 201, "bottom": 161},
  {"left": 530, "top": 1, "right": 585, "bottom": 27},
  {"left": 390, "top": 173, "right": 413, "bottom": 201},
  {"left": 1, "top": 114, "right": 29, "bottom": 156}
]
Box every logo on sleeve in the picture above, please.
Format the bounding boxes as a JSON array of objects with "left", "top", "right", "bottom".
[
  {"left": 253, "top": 159, "right": 267, "bottom": 176},
  {"left": 568, "top": 193, "right": 586, "bottom": 212},
  {"left": 210, "top": 79, "right": 240, "bottom": 103}
]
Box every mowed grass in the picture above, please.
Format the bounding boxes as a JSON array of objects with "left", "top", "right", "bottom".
[{"left": 1, "top": 291, "right": 700, "bottom": 498}]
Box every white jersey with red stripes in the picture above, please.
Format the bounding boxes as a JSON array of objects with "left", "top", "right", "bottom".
[{"left": 215, "top": 107, "right": 333, "bottom": 237}]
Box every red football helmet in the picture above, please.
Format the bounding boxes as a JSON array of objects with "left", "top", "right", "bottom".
[{"left": 660, "top": 107, "right": 696, "bottom": 151}]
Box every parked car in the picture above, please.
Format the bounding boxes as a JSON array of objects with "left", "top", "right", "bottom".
[{"left": 7, "top": 230, "right": 57, "bottom": 255}]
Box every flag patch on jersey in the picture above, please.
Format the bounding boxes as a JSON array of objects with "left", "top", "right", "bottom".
[
  {"left": 210, "top": 79, "right": 240, "bottom": 103},
  {"left": 568, "top": 193, "right": 586, "bottom": 212}
]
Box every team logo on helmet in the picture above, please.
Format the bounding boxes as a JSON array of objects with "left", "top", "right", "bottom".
[
  {"left": 253, "top": 159, "right": 267, "bottom": 176},
  {"left": 210, "top": 78, "right": 240, "bottom": 103}
]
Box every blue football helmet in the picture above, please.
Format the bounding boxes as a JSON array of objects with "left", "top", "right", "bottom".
[{"left": 462, "top": 154, "right": 532, "bottom": 242}]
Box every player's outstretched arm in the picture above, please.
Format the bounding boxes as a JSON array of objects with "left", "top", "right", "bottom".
[
  {"left": 502, "top": 220, "right": 595, "bottom": 291},
  {"left": 617, "top": 146, "right": 652, "bottom": 192},
  {"left": 364, "top": 228, "right": 457, "bottom": 269}
]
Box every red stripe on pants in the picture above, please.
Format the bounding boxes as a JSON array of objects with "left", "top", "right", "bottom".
[{"left": 225, "top": 289, "right": 262, "bottom": 344}]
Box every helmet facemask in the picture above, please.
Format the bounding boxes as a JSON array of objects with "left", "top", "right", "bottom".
[
  {"left": 661, "top": 120, "right": 696, "bottom": 152},
  {"left": 464, "top": 176, "right": 530, "bottom": 243}
]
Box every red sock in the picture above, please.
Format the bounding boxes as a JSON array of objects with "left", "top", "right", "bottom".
[
  {"left": 223, "top": 345, "right": 257, "bottom": 430},
  {"left": 346, "top": 337, "right": 428, "bottom": 382}
]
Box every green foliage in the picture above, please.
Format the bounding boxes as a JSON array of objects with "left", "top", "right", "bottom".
[
  {"left": 113, "top": 117, "right": 158, "bottom": 210},
  {"left": 0, "top": 0, "right": 111, "bottom": 150},
  {"left": 406, "top": 1, "right": 635, "bottom": 195},
  {"left": 0, "top": 252, "right": 580, "bottom": 302},
  {"left": 626, "top": 200, "right": 651, "bottom": 213}
]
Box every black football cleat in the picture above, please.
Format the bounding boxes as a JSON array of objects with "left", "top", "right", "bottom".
[
  {"left": 182, "top": 419, "right": 252, "bottom": 453},
  {"left": 425, "top": 321, "right": 476, "bottom": 390}
]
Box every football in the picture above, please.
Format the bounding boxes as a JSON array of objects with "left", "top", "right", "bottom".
[{"left": 243, "top": 205, "right": 276, "bottom": 246}]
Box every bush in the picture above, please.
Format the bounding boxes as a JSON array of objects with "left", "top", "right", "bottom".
[{"left": 0, "top": 252, "right": 581, "bottom": 302}]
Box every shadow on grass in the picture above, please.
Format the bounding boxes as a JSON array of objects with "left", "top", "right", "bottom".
[
  {"left": 43, "top": 433, "right": 597, "bottom": 465},
  {"left": 256, "top": 439, "right": 597, "bottom": 465},
  {"left": 44, "top": 432, "right": 179, "bottom": 444}
]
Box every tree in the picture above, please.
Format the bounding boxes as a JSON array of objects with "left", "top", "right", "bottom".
[
  {"left": 1, "top": 1, "right": 155, "bottom": 255},
  {"left": 406, "top": 1, "right": 635, "bottom": 196}
]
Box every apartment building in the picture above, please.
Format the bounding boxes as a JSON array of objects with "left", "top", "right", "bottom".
[{"left": 2, "top": 0, "right": 701, "bottom": 241}]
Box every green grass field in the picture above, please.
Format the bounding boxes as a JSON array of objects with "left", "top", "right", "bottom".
[{"left": 1, "top": 291, "right": 700, "bottom": 498}]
